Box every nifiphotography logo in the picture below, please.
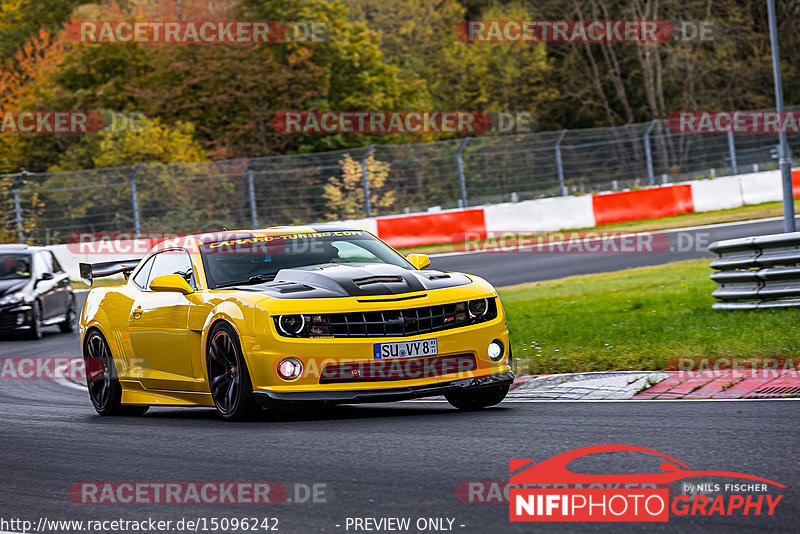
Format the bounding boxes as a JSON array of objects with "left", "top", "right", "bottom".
[{"left": 509, "top": 445, "right": 785, "bottom": 522}]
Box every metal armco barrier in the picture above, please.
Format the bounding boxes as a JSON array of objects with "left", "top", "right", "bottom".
[{"left": 710, "top": 232, "right": 800, "bottom": 309}]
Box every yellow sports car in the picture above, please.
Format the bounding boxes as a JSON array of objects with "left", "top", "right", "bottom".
[{"left": 79, "top": 227, "right": 513, "bottom": 420}]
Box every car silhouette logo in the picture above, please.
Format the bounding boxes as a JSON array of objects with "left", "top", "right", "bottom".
[{"left": 510, "top": 444, "right": 785, "bottom": 488}]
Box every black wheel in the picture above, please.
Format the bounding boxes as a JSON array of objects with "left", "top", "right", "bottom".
[
  {"left": 27, "top": 301, "right": 42, "bottom": 340},
  {"left": 445, "top": 384, "right": 510, "bottom": 410},
  {"left": 59, "top": 294, "right": 79, "bottom": 333},
  {"left": 207, "top": 322, "right": 258, "bottom": 421},
  {"left": 83, "top": 330, "right": 149, "bottom": 416}
]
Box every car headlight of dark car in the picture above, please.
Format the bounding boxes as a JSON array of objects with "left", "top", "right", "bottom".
[{"left": 0, "top": 292, "right": 26, "bottom": 306}]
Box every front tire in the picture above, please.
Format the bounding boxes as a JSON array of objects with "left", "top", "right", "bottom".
[
  {"left": 84, "top": 330, "right": 149, "bottom": 416},
  {"left": 59, "top": 295, "right": 79, "bottom": 333},
  {"left": 445, "top": 384, "right": 510, "bottom": 410},
  {"left": 27, "top": 301, "right": 42, "bottom": 340},
  {"left": 207, "top": 322, "right": 258, "bottom": 421}
]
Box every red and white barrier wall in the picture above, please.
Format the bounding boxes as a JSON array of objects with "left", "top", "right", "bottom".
[
  {"left": 48, "top": 168, "right": 800, "bottom": 280},
  {"left": 345, "top": 168, "right": 800, "bottom": 249}
]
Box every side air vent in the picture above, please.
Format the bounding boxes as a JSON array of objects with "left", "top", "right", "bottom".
[{"left": 353, "top": 276, "right": 405, "bottom": 287}]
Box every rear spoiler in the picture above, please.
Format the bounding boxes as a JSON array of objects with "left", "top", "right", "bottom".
[{"left": 79, "top": 259, "right": 141, "bottom": 286}]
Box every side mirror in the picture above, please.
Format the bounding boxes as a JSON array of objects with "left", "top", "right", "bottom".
[
  {"left": 40, "top": 272, "right": 54, "bottom": 281},
  {"left": 149, "top": 274, "right": 194, "bottom": 295},
  {"left": 406, "top": 253, "right": 431, "bottom": 270}
]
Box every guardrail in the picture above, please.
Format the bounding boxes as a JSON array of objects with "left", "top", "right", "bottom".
[{"left": 709, "top": 232, "right": 800, "bottom": 309}]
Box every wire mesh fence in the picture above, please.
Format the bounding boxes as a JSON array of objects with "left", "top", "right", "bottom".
[{"left": 1, "top": 115, "right": 799, "bottom": 244}]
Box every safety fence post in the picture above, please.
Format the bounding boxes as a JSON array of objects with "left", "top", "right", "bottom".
[
  {"left": 644, "top": 120, "right": 657, "bottom": 185},
  {"left": 457, "top": 137, "right": 470, "bottom": 208},
  {"left": 555, "top": 130, "right": 568, "bottom": 196},
  {"left": 129, "top": 163, "right": 143, "bottom": 234},
  {"left": 727, "top": 118, "right": 738, "bottom": 175},
  {"left": 361, "top": 145, "right": 375, "bottom": 218},
  {"left": 247, "top": 154, "right": 259, "bottom": 228},
  {"left": 11, "top": 170, "right": 25, "bottom": 242}
]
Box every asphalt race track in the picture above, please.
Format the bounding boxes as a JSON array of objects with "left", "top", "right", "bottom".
[
  {"left": 0, "top": 375, "right": 797, "bottom": 533},
  {"left": 1, "top": 217, "right": 798, "bottom": 533},
  {"left": 431, "top": 217, "right": 800, "bottom": 287}
]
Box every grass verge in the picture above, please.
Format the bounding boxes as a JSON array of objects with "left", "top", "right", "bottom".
[
  {"left": 499, "top": 259, "right": 800, "bottom": 374},
  {"left": 398, "top": 199, "right": 800, "bottom": 255}
]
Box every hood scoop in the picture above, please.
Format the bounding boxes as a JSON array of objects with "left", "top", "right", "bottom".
[
  {"left": 252, "top": 264, "right": 471, "bottom": 299},
  {"left": 270, "top": 282, "right": 315, "bottom": 294},
  {"left": 353, "top": 276, "right": 405, "bottom": 287}
]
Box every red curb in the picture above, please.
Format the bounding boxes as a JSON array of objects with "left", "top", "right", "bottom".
[
  {"left": 708, "top": 370, "right": 784, "bottom": 399},
  {"left": 745, "top": 371, "right": 800, "bottom": 398},
  {"left": 634, "top": 370, "right": 800, "bottom": 399},
  {"left": 631, "top": 372, "right": 683, "bottom": 399},
  {"left": 682, "top": 370, "right": 742, "bottom": 399},
  {"left": 652, "top": 371, "right": 718, "bottom": 399}
]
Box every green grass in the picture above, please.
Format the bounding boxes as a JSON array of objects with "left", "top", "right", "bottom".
[
  {"left": 397, "top": 199, "right": 800, "bottom": 255},
  {"left": 499, "top": 259, "right": 800, "bottom": 375}
]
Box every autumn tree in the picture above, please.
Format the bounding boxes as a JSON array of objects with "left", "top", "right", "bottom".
[{"left": 324, "top": 152, "right": 395, "bottom": 219}]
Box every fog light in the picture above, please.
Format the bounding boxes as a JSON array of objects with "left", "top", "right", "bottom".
[
  {"left": 488, "top": 340, "right": 504, "bottom": 362},
  {"left": 16, "top": 313, "right": 25, "bottom": 325},
  {"left": 277, "top": 358, "right": 303, "bottom": 381}
]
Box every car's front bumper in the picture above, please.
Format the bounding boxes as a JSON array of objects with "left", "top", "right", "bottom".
[
  {"left": 0, "top": 304, "right": 33, "bottom": 332},
  {"left": 252, "top": 371, "right": 514, "bottom": 406}
]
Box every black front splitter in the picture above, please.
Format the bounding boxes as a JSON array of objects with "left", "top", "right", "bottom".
[{"left": 252, "top": 371, "right": 514, "bottom": 406}]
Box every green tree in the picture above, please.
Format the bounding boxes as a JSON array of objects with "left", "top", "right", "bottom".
[
  {"left": 347, "top": 0, "right": 557, "bottom": 129},
  {"left": 239, "top": 0, "right": 431, "bottom": 149},
  {"left": 39, "top": 116, "right": 220, "bottom": 237}
]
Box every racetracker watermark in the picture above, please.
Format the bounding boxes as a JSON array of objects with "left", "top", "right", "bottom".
[
  {"left": 69, "top": 21, "right": 327, "bottom": 43},
  {"left": 456, "top": 231, "right": 712, "bottom": 254},
  {"left": 0, "top": 111, "right": 146, "bottom": 134},
  {"left": 456, "top": 20, "right": 716, "bottom": 43},
  {"left": 0, "top": 357, "right": 84, "bottom": 380},
  {"left": 668, "top": 357, "right": 800, "bottom": 378},
  {"left": 68, "top": 482, "right": 327, "bottom": 504},
  {"left": 667, "top": 110, "right": 800, "bottom": 134},
  {"left": 272, "top": 111, "right": 537, "bottom": 134}
]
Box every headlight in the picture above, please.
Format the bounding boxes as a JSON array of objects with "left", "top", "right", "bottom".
[
  {"left": 468, "top": 298, "right": 489, "bottom": 318},
  {"left": 0, "top": 292, "right": 25, "bottom": 306},
  {"left": 277, "top": 358, "right": 303, "bottom": 381},
  {"left": 277, "top": 314, "right": 306, "bottom": 336}
]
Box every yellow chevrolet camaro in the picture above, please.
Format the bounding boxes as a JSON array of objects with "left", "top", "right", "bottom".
[{"left": 79, "top": 226, "right": 513, "bottom": 420}]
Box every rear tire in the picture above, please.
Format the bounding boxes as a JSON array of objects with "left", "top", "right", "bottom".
[
  {"left": 445, "top": 384, "right": 509, "bottom": 410},
  {"left": 84, "top": 330, "right": 148, "bottom": 416},
  {"left": 207, "top": 322, "right": 259, "bottom": 421}
]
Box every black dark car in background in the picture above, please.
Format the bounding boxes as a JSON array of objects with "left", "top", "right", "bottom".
[{"left": 0, "top": 244, "right": 78, "bottom": 339}]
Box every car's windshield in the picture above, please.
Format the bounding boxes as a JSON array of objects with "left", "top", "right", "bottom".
[
  {"left": 199, "top": 230, "right": 412, "bottom": 289},
  {"left": 0, "top": 254, "right": 32, "bottom": 280}
]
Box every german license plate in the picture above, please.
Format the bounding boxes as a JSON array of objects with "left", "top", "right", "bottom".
[{"left": 373, "top": 338, "right": 438, "bottom": 360}]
